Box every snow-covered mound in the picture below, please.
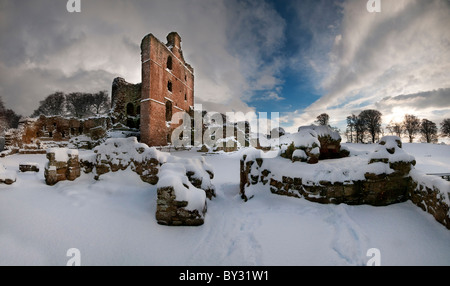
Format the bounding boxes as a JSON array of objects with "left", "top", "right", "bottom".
[
  {"left": 369, "top": 136, "right": 416, "bottom": 164},
  {"left": 0, "top": 163, "right": 16, "bottom": 185},
  {"left": 298, "top": 125, "right": 341, "bottom": 141},
  {"left": 158, "top": 163, "right": 207, "bottom": 213}
]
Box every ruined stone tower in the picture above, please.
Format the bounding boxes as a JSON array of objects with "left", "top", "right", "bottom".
[{"left": 140, "top": 32, "right": 194, "bottom": 147}]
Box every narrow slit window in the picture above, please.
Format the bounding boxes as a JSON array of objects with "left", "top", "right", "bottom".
[{"left": 167, "top": 56, "right": 173, "bottom": 70}]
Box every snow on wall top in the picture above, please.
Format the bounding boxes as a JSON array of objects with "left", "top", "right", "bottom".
[
  {"left": 92, "top": 137, "right": 170, "bottom": 165},
  {"left": 88, "top": 137, "right": 215, "bottom": 192},
  {"left": 279, "top": 129, "right": 321, "bottom": 148},
  {"left": 369, "top": 136, "right": 415, "bottom": 163},
  {"left": 298, "top": 125, "right": 341, "bottom": 141},
  {"left": 242, "top": 137, "right": 421, "bottom": 185},
  {"left": 157, "top": 163, "right": 206, "bottom": 212},
  {"left": 47, "top": 148, "right": 79, "bottom": 162}
]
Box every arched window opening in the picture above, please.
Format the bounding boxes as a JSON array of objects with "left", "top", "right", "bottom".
[{"left": 167, "top": 81, "right": 173, "bottom": 92}]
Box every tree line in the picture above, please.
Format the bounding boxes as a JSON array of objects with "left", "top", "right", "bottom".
[
  {"left": 314, "top": 112, "right": 450, "bottom": 144},
  {"left": 0, "top": 96, "right": 21, "bottom": 134},
  {"left": 315, "top": 109, "right": 450, "bottom": 143},
  {"left": 32, "top": 91, "right": 110, "bottom": 119}
]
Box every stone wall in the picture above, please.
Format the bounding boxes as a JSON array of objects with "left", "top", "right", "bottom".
[
  {"left": 80, "top": 137, "right": 215, "bottom": 226},
  {"left": 240, "top": 136, "right": 450, "bottom": 230},
  {"left": 156, "top": 186, "right": 206, "bottom": 226},
  {"left": 409, "top": 172, "right": 450, "bottom": 230},
  {"left": 240, "top": 157, "right": 410, "bottom": 206},
  {"left": 111, "top": 77, "right": 141, "bottom": 128},
  {"left": 44, "top": 148, "right": 81, "bottom": 186},
  {"left": 156, "top": 163, "right": 207, "bottom": 226},
  {"left": 4, "top": 116, "right": 111, "bottom": 150}
]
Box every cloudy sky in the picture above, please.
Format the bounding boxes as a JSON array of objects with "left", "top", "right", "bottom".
[{"left": 0, "top": 0, "right": 449, "bottom": 133}]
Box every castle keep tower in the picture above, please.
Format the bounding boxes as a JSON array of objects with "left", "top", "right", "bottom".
[{"left": 140, "top": 32, "right": 194, "bottom": 147}]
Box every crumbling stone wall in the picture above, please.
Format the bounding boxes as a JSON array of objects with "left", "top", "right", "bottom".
[
  {"left": 409, "top": 175, "right": 450, "bottom": 230},
  {"left": 297, "top": 125, "right": 349, "bottom": 160},
  {"left": 156, "top": 185, "right": 206, "bottom": 226},
  {"left": 44, "top": 148, "right": 81, "bottom": 186},
  {"left": 239, "top": 156, "right": 407, "bottom": 206},
  {"left": 77, "top": 137, "right": 215, "bottom": 226},
  {"left": 4, "top": 116, "right": 111, "bottom": 151},
  {"left": 155, "top": 163, "right": 208, "bottom": 226},
  {"left": 111, "top": 77, "right": 141, "bottom": 129},
  {"left": 240, "top": 137, "right": 450, "bottom": 229}
]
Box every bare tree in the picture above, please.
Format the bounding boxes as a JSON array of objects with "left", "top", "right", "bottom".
[
  {"left": 441, "top": 118, "right": 450, "bottom": 138},
  {"left": 386, "top": 121, "right": 403, "bottom": 137},
  {"left": 355, "top": 116, "right": 367, "bottom": 143},
  {"left": 90, "top": 91, "right": 110, "bottom": 115},
  {"left": 32, "top": 92, "right": 66, "bottom": 117},
  {"left": 0, "top": 95, "right": 21, "bottom": 132},
  {"left": 0, "top": 97, "right": 6, "bottom": 134},
  {"left": 4, "top": 109, "right": 21, "bottom": 129},
  {"left": 403, "top": 114, "right": 421, "bottom": 143},
  {"left": 0, "top": 96, "right": 5, "bottom": 114},
  {"left": 66, "top": 92, "right": 93, "bottom": 118},
  {"left": 315, "top": 113, "right": 330, "bottom": 126},
  {"left": 359, "top": 110, "right": 383, "bottom": 143},
  {"left": 420, "top": 119, "right": 438, "bottom": 143},
  {"left": 346, "top": 114, "right": 357, "bottom": 143}
]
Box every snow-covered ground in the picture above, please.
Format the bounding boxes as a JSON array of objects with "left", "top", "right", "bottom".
[{"left": 0, "top": 143, "right": 449, "bottom": 266}]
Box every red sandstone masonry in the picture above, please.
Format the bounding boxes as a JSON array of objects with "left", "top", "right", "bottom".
[{"left": 140, "top": 32, "right": 194, "bottom": 147}]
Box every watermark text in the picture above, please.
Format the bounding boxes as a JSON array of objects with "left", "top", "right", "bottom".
[{"left": 67, "top": 0, "right": 81, "bottom": 13}]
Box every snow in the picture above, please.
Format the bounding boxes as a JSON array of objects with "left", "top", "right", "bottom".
[
  {"left": 293, "top": 149, "right": 307, "bottom": 160},
  {"left": 369, "top": 136, "right": 415, "bottom": 163},
  {"left": 0, "top": 163, "right": 17, "bottom": 182},
  {"left": 280, "top": 129, "right": 320, "bottom": 148},
  {"left": 47, "top": 148, "right": 71, "bottom": 162},
  {"left": 410, "top": 170, "right": 450, "bottom": 206},
  {"left": 92, "top": 137, "right": 169, "bottom": 166},
  {"left": 0, "top": 143, "right": 449, "bottom": 266},
  {"left": 298, "top": 125, "right": 341, "bottom": 141},
  {"left": 157, "top": 163, "right": 206, "bottom": 212}
]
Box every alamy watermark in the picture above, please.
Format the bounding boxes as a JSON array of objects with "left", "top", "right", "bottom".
[
  {"left": 66, "top": 248, "right": 81, "bottom": 266},
  {"left": 169, "top": 104, "right": 280, "bottom": 157},
  {"left": 366, "top": 248, "right": 381, "bottom": 266},
  {"left": 67, "top": 0, "right": 81, "bottom": 13},
  {"left": 367, "top": 0, "right": 381, "bottom": 13}
]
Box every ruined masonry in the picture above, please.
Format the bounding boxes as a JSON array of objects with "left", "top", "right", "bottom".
[
  {"left": 45, "top": 148, "right": 81, "bottom": 186},
  {"left": 240, "top": 136, "right": 450, "bottom": 230},
  {"left": 47, "top": 137, "right": 216, "bottom": 226}
]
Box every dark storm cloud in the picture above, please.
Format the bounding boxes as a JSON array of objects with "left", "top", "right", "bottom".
[
  {"left": 376, "top": 88, "right": 450, "bottom": 113},
  {"left": 0, "top": 0, "right": 286, "bottom": 117}
]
